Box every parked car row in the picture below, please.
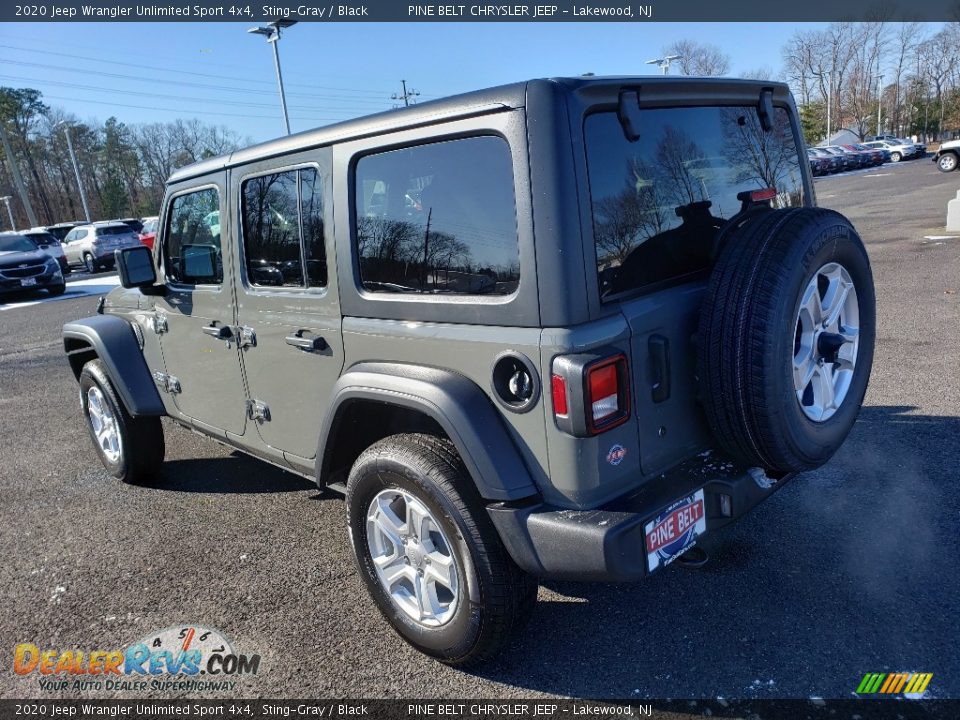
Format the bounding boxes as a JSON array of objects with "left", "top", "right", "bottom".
[
  {"left": 16, "top": 215, "right": 159, "bottom": 274},
  {"left": 807, "top": 137, "right": 927, "bottom": 176}
]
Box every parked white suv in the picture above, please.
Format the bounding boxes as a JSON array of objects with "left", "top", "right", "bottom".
[
  {"left": 62, "top": 222, "right": 142, "bottom": 273},
  {"left": 863, "top": 139, "right": 917, "bottom": 163}
]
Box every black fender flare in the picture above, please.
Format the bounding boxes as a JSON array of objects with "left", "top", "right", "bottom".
[
  {"left": 62, "top": 315, "right": 166, "bottom": 417},
  {"left": 316, "top": 362, "right": 539, "bottom": 502}
]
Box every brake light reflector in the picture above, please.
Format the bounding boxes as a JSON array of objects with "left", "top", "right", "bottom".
[
  {"left": 749, "top": 187, "right": 777, "bottom": 202},
  {"left": 589, "top": 364, "right": 619, "bottom": 422},
  {"left": 551, "top": 374, "right": 568, "bottom": 417},
  {"left": 585, "top": 354, "right": 629, "bottom": 433}
]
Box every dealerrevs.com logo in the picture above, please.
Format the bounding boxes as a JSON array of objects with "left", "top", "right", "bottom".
[{"left": 13, "top": 625, "right": 260, "bottom": 693}]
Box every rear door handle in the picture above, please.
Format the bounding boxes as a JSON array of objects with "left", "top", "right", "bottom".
[
  {"left": 285, "top": 333, "right": 327, "bottom": 352},
  {"left": 202, "top": 324, "right": 232, "bottom": 340}
]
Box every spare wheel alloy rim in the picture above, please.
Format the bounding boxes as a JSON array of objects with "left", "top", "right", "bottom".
[
  {"left": 366, "top": 488, "right": 460, "bottom": 627},
  {"left": 87, "top": 386, "right": 122, "bottom": 462},
  {"left": 793, "top": 262, "right": 860, "bottom": 422}
]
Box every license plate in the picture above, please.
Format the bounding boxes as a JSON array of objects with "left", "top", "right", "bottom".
[
  {"left": 20, "top": 277, "right": 37, "bottom": 287},
  {"left": 644, "top": 488, "right": 707, "bottom": 573}
]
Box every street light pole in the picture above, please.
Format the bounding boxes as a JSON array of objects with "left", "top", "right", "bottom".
[
  {"left": 645, "top": 55, "right": 682, "bottom": 75},
  {"left": 248, "top": 21, "right": 297, "bottom": 135},
  {"left": 876, "top": 73, "right": 883, "bottom": 136},
  {"left": 56, "top": 121, "right": 91, "bottom": 223},
  {"left": 0, "top": 195, "right": 15, "bottom": 231},
  {"left": 826, "top": 71, "right": 832, "bottom": 141}
]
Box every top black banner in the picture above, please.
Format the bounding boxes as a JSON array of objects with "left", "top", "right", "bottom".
[{"left": 4, "top": 0, "right": 960, "bottom": 22}]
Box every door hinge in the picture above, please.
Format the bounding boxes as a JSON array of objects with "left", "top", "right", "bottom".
[
  {"left": 152, "top": 370, "right": 181, "bottom": 394},
  {"left": 152, "top": 313, "right": 168, "bottom": 334},
  {"left": 247, "top": 399, "right": 270, "bottom": 423},
  {"left": 236, "top": 326, "right": 257, "bottom": 348}
]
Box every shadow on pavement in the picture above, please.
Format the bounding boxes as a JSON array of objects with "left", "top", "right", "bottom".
[
  {"left": 146, "top": 451, "right": 316, "bottom": 494},
  {"left": 467, "top": 405, "right": 959, "bottom": 698}
]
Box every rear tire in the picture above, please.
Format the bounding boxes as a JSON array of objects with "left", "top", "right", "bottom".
[
  {"left": 79, "top": 359, "right": 165, "bottom": 484},
  {"left": 697, "top": 208, "right": 876, "bottom": 473},
  {"left": 346, "top": 433, "right": 536, "bottom": 666},
  {"left": 890, "top": 151, "right": 902, "bottom": 162},
  {"left": 84, "top": 254, "right": 96, "bottom": 274}
]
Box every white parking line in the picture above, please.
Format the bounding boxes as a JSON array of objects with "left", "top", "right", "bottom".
[{"left": 0, "top": 276, "right": 121, "bottom": 312}]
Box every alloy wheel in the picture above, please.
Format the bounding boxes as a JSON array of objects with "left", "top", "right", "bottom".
[
  {"left": 366, "top": 488, "right": 460, "bottom": 627},
  {"left": 793, "top": 262, "right": 860, "bottom": 422},
  {"left": 86, "top": 386, "right": 122, "bottom": 463}
]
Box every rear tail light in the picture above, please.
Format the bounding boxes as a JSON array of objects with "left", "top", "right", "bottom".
[
  {"left": 551, "top": 351, "right": 630, "bottom": 436},
  {"left": 585, "top": 355, "right": 629, "bottom": 433}
]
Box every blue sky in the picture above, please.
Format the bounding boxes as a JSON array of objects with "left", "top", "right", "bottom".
[{"left": 2, "top": 22, "right": 827, "bottom": 142}]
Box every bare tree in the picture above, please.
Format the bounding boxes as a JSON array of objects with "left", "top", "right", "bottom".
[{"left": 662, "top": 39, "right": 731, "bottom": 77}]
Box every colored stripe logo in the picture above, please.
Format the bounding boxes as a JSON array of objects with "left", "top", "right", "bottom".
[{"left": 857, "top": 672, "right": 932, "bottom": 695}]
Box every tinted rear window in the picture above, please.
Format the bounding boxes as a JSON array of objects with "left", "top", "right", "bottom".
[
  {"left": 354, "top": 136, "right": 519, "bottom": 296},
  {"left": 585, "top": 105, "right": 804, "bottom": 301},
  {"left": 96, "top": 225, "right": 132, "bottom": 236}
]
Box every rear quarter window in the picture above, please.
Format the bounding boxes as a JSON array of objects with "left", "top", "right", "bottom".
[
  {"left": 585, "top": 105, "right": 804, "bottom": 301},
  {"left": 353, "top": 135, "right": 520, "bottom": 296}
]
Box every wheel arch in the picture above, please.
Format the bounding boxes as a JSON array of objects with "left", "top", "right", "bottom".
[
  {"left": 63, "top": 315, "right": 166, "bottom": 417},
  {"left": 317, "top": 363, "right": 540, "bottom": 502}
]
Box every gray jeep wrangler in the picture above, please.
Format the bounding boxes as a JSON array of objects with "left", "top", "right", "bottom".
[{"left": 63, "top": 77, "right": 875, "bottom": 665}]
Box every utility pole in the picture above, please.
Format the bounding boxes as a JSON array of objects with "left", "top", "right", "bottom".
[
  {"left": 55, "top": 121, "right": 91, "bottom": 223},
  {"left": 392, "top": 80, "right": 420, "bottom": 108},
  {"left": 0, "top": 195, "right": 15, "bottom": 231},
  {"left": 421, "top": 207, "right": 431, "bottom": 290},
  {"left": 248, "top": 20, "right": 297, "bottom": 135},
  {"left": 0, "top": 123, "right": 38, "bottom": 228}
]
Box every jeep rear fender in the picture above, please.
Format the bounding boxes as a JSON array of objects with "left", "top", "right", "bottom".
[
  {"left": 62, "top": 315, "right": 166, "bottom": 417},
  {"left": 317, "top": 362, "right": 539, "bottom": 501}
]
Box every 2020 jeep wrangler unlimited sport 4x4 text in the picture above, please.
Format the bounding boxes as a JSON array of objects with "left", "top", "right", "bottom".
[{"left": 63, "top": 77, "right": 875, "bottom": 665}]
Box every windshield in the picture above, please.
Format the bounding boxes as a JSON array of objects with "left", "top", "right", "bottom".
[
  {"left": 95, "top": 225, "right": 132, "bottom": 236},
  {"left": 0, "top": 235, "right": 39, "bottom": 253},
  {"left": 585, "top": 104, "right": 804, "bottom": 301}
]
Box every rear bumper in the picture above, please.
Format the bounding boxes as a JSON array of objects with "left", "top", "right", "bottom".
[{"left": 487, "top": 453, "right": 795, "bottom": 582}]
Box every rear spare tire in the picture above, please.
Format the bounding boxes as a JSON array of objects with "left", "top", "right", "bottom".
[{"left": 697, "top": 208, "right": 875, "bottom": 473}]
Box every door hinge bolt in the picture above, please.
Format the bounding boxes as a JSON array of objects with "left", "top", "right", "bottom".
[{"left": 247, "top": 399, "right": 270, "bottom": 423}]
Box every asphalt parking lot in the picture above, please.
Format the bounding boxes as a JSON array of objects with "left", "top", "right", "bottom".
[{"left": 0, "top": 157, "right": 958, "bottom": 701}]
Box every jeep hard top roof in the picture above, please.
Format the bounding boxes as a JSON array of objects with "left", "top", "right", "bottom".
[{"left": 167, "top": 76, "right": 793, "bottom": 185}]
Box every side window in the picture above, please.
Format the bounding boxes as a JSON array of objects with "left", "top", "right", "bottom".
[
  {"left": 240, "top": 167, "right": 326, "bottom": 289},
  {"left": 164, "top": 187, "right": 222, "bottom": 285},
  {"left": 75, "top": 229, "right": 88, "bottom": 241},
  {"left": 354, "top": 135, "right": 519, "bottom": 296},
  {"left": 63, "top": 230, "right": 76, "bottom": 243}
]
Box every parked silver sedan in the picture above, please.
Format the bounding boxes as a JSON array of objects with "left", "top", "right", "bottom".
[{"left": 62, "top": 222, "right": 143, "bottom": 273}]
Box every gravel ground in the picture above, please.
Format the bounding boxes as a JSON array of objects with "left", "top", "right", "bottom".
[{"left": 0, "top": 157, "right": 957, "bottom": 701}]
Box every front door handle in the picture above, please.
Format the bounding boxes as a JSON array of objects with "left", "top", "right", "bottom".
[
  {"left": 202, "top": 324, "right": 232, "bottom": 340},
  {"left": 285, "top": 332, "right": 327, "bottom": 352}
]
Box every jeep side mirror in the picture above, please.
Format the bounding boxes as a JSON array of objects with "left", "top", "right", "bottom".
[{"left": 116, "top": 246, "right": 157, "bottom": 289}]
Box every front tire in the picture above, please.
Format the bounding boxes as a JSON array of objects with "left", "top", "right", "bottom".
[
  {"left": 890, "top": 151, "right": 902, "bottom": 162},
  {"left": 938, "top": 153, "right": 958, "bottom": 172},
  {"left": 79, "top": 359, "right": 165, "bottom": 484},
  {"left": 48, "top": 283, "right": 66, "bottom": 296},
  {"left": 346, "top": 433, "right": 536, "bottom": 666}
]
